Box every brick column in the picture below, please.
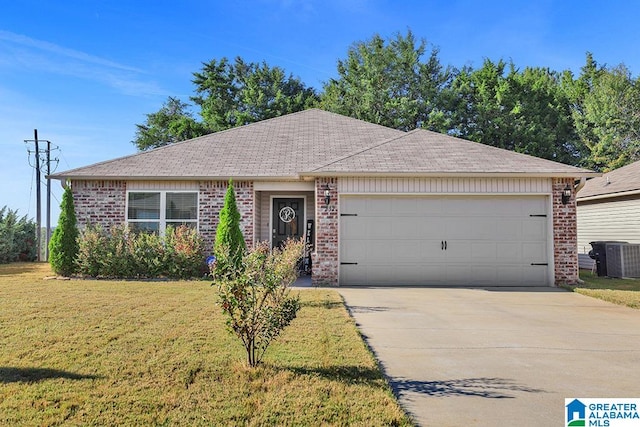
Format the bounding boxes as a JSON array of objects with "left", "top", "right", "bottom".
[
  {"left": 552, "top": 178, "right": 578, "bottom": 285},
  {"left": 312, "top": 177, "right": 339, "bottom": 286}
]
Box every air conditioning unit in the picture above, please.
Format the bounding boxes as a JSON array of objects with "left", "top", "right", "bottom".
[{"left": 605, "top": 243, "right": 640, "bottom": 278}]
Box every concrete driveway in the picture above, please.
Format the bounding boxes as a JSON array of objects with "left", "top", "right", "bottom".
[{"left": 338, "top": 287, "right": 640, "bottom": 426}]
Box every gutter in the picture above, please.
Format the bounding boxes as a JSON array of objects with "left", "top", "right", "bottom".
[
  {"left": 300, "top": 171, "right": 600, "bottom": 179},
  {"left": 577, "top": 188, "right": 640, "bottom": 203}
]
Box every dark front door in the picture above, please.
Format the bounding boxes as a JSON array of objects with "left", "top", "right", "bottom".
[{"left": 272, "top": 198, "right": 304, "bottom": 248}]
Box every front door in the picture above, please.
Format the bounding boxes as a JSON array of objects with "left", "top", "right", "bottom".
[{"left": 272, "top": 198, "right": 304, "bottom": 248}]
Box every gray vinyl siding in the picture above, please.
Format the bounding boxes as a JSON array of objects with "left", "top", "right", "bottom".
[{"left": 577, "top": 197, "right": 640, "bottom": 269}]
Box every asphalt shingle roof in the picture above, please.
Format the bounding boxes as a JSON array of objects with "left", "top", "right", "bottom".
[
  {"left": 309, "top": 128, "right": 594, "bottom": 176},
  {"left": 52, "top": 109, "right": 595, "bottom": 180},
  {"left": 577, "top": 160, "right": 640, "bottom": 199}
]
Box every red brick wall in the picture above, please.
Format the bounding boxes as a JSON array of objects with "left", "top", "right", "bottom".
[
  {"left": 199, "top": 181, "right": 254, "bottom": 253},
  {"left": 71, "top": 179, "right": 254, "bottom": 254},
  {"left": 72, "top": 180, "right": 126, "bottom": 229},
  {"left": 552, "top": 178, "right": 578, "bottom": 285},
  {"left": 312, "top": 178, "right": 339, "bottom": 286}
]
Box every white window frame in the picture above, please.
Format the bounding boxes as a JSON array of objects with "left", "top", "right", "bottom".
[{"left": 126, "top": 190, "right": 199, "bottom": 234}]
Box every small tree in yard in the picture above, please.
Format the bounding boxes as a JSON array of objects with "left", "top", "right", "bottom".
[
  {"left": 49, "top": 184, "right": 79, "bottom": 276},
  {"left": 214, "top": 179, "right": 246, "bottom": 277},
  {"left": 216, "top": 238, "right": 304, "bottom": 367}
]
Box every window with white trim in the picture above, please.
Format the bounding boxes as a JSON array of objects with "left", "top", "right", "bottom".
[{"left": 127, "top": 191, "right": 198, "bottom": 233}]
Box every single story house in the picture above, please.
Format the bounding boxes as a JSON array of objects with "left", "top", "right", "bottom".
[
  {"left": 577, "top": 160, "right": 640, "bottom": 269},
  {"left": 51, "top": 109, "right": 597, "bottom": 286}
]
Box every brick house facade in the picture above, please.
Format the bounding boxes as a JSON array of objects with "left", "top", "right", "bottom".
[
  {"left": 57, "top": 109, "right": 595, "bottom": 287},
  {"left": 71, "top": 176, "right": 581, "bottom": 286}
]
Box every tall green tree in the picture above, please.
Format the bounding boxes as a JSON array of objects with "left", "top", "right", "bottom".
[
  {"left": 49, "top": 185, "right": 79, "bottom": 276},
  {"left": 192, "top": 57, "right": 319, "bottom": 132},
  {"left": 133, "top": 96, "right": 210, "bottom": 151},
  {"left": 564, "top": 53, "right": 640, "bottom": 170},
  {"left": 446, "top": 59, "right": 584, "bottom": 164},
  {"left": 321, "top": 30, "right": 451, "bottom": 131},
  {"left": 214, "top": 180, "right": 246, "bottom": 277},
  {"left": 0, "top": 207, "right": 37, "bottom": 263}
]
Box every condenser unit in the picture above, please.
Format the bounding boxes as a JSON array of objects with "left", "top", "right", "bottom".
[{"left": 605, "top": 243, "right": 640, "bottom": 278}]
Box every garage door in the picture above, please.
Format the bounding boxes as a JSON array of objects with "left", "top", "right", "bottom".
[{"left": 339, "top": 196, "right": 549, "bottom": 286}]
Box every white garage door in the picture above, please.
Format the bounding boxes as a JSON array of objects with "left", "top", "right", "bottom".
[{"left": 339, "top": 196, "right": 550, "bottom": 286}]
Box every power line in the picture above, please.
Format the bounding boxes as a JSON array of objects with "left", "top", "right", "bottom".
[{"left": 24, "top": 130, "right": 60, "bottom": 262}]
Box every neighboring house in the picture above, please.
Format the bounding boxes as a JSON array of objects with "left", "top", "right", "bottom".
[
  {"left": 577, "top": 160, "right": 640, "bottom": 269},
  {"left": 50, "top": 109, "right": 596, "bottom": 286}
]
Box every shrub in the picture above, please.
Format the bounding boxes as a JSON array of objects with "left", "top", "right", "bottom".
[
  {"left": 216, "top": 238, "right": 304, "bottom": 367},
  {"left": 49, "top": 185, "right": 79, "bottom": 276},
  {"left": 0, "top": 207, "right": 37, "bottom": 263},
  {"left": 214, "top": 179, "right": 246, "bottom": 278},
  {"left": 75, "top": 224, "right": 205, "bottom": 279},
  {"left": 164, "top": 226, "right": 206, "bottom": 279}
]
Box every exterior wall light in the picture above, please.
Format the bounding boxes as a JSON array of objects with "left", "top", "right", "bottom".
[
  {"left": 323, "top": 184, "right": 331, "bottom": 208},
  {"left": 562, "top": 184, "right": 572, "bottom": 205}
]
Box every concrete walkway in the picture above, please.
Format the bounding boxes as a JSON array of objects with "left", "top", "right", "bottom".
[{"left": 338, "top": 286, "right": 640, "bottom": 426}]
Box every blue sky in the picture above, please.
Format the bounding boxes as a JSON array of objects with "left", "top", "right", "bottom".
[{"left": 1, "top": 0, "right": 638, "bottom": 224}]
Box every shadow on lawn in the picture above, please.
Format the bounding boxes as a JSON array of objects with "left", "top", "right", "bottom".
[
  {"left": 390, "top": 377, "right": 546, "bottom": 399},
  {"left": 0, "top": 367, "right": 102, "bottom": 384},
  {"left": 290, "top": 365, "right": 384, "bottom": 385}
]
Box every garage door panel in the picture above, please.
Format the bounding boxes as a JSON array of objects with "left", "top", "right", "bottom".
[
  {"left": 340, "top": 196, "right": 549, "bottom": 286},
  {"left": 495, "top": 219, "right": 523, "bottom": 240},
  {"left": 419, "top": 219, "right": 447, "bottom": 238},
  {"left": 522, "top": 242, "right": 546, "bottom": 261},
  {"left": 522, "top": 219, "right": 546, "bottom": 238},
  {"left": 340, "top": 239, "right": 366, "bottom": 263},
  {"left": 365, "top": 218, "right": 393, "bottom": 239},
  {"left": 366, "top": 241, "right": 393, "bottom": 262},
  {"left": 365, "top": 198, "right": 393, "bottom": 216},
  {"left": 341, "top": 216, "right": 366, "bottom": 237},
  {"left": 392, "top": 220, "right": 419, "bottom": 239},
  {"left": 446, "top": 219, "right": 477, "bottom": 239},
  {"left": 496, "top": 242, "right": 523, "bottom": 261},
  {"left": 392, "top": 241, "right": 424, "bottom": 262}
]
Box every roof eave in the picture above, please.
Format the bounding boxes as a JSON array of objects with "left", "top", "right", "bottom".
[
  {"left": 48, "top": 174, "right": 312, "bottom": 182},
  {"left": 577, "top": 188, "right": 640, "bottom": 202},
  {"left": 300, "top": 171, "right": 600, "bottom": 179}
]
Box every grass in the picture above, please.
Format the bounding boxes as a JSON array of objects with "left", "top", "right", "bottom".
[
  {"left": 575, "top": 270, "right": 640, "bottom": 309},
  {"left": 0, "top": 263, "right": 412, "bottom": 426}
]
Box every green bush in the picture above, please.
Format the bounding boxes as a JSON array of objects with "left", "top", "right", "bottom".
[
  {"left": 49, "top": 186, "right": 79, "bottom": 276},
  {"left": 0, "top": 207, "right": 37, "bottom": 263},
  {"left": 164, "top": 226, "right": 206, "bottom": 279},
  {"left": 217, "top": 238, "right": 304, "bottom": 367},
  {"left": 76, "top": 224, "right": 205, "bottom": 279},
  {"left": 214, "top": 179, "right": 246, "bottom": 278}
]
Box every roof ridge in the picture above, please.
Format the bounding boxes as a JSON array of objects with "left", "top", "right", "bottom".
[{"left": 308, "top": 128, "right": 414, "bottom": 172}]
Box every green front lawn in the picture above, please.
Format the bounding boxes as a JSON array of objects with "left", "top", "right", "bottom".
[
  {"left": 575, "top": 270, "right": 640, "bottom": 309},
  {"left": 0, "top": 263, "right": 412, "bottom": 426}
]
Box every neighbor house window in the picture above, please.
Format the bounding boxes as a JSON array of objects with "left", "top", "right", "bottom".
[{"left": 127, "top": 191, "right": 198, "bottom": 233}]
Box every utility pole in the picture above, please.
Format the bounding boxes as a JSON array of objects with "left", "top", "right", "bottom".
[
  {"left": 35, "top": 130, "right": 41, "bottom": 262},
  {"left": 46, "top": 139, "right": 51, "bottom": 261},
  {"left": 25, "top": 130, "right": 59, "bottom": 262}
]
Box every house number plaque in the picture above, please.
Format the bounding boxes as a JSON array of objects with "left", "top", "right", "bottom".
[{"left": 279, "top": 206, "right": 296, "bottom": 223}]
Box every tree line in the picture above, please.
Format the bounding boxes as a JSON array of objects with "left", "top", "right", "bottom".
[{"left": 133, "top": 30, "right": 640, "bottom": 172}]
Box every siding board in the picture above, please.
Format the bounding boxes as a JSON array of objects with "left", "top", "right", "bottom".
[{"left": 339, "top": 177, "right": 551, "bottom": 194}]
